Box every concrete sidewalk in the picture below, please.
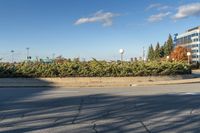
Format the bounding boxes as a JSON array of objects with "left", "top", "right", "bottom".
[
  {"left": 136, "top": 77, "right": 200, "bottom": 86},
  {"left": 0, "top": 74, "right": 199, "bottom": 87}
]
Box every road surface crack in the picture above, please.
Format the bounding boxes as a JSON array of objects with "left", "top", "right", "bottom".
[
  {"left": 0, "top": 115, "right": 6, "bottom": 122},
  {"left": 140, "top": 120, "right": 151, "bottom": 133},
  {"left": 134, "top": 103, "right": 152, "bottom": 133},
  {"left": 72, "top": 98, "right": 84, "bottom": 124},
  {"left": 92, "top": 123, "right": 98, "bottom": 133}
]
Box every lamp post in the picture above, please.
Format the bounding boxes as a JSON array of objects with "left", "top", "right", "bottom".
[
  {"left": 119, "top": 49, "right": 124, "bottom": 61},
  {"left": 26, "top": 47, "right": 30, "bottom": 60},
  {"left": 187, "top": 52, "right": 191, "bottom": 64},
  {"left": 166, "top": 56, "right": 169, "bottom": 61},
  {"left": 11, "top": 50, "right": 14, "bottom": 63}
]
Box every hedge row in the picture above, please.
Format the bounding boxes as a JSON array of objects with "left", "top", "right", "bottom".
[{"left": 0, "top": 60, "right": 191, "bottom": 77}]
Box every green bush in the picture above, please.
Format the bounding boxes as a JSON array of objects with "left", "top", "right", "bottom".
[{"left": 0, "top": 60, "right": 191, "bottom": 78}]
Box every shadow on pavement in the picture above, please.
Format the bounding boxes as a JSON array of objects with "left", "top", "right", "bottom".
[
  {"left": 0, "top": 88, "right": 200, "bottom": 133},
  {"left": 192, "top": 70, "right": 200, "bottom": 78}
]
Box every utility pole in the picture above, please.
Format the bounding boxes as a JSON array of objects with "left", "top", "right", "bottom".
[
  {"left": 52, "top": 53, "right": 55, "bottom": 60},
  {"left": 36, "top": 56, "right": 39, "bottom": 62},
  {"left": 142, "top": 46, "right": 145, "bottom": 61}
]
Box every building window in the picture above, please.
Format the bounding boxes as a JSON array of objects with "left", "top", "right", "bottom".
[
  {"left": 192, "top": 55, "right": 198, "bottom": 58},
  {"left": 192, "top": 50, "right": 198, "bottom": 53}
]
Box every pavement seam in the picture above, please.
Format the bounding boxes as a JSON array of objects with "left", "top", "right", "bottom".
[
  {"left": 139, "top": 120, "right": 151, "bottom": 133},
  {"left": 189, "top": 104, "right": 200, "bottom": 120},
  {"left": 91, "top": 101, "right": 134, "bottom": 132},
  {"left": 92, "top": 123, "right": 98, "bottom": 133},
  {"left": 134, "top": 103, "right": 152, "bottom": 133},
  {"left": 0, "top": 116, "right": 6, "bottom": 123},
  {"left": 72, "top": 98, "right": 84, "bottom": 124}
]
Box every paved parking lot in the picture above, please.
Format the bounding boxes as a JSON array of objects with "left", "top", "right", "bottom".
[{"left": 1, "top": 83, "right": 200, "bottom": 133}]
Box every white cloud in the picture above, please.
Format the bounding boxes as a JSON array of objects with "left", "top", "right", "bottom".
[
  {"left": 146, "top": 3, "right": 169, "bottom": 11},
  {"left": 158, "top": 5, "right": 169, "bottom": 10},
  {"left": 174, "top": 3, "right": 200, "bottom": 19},
  {"left": 148, "top": 12, "right": 171, "bottom": 22},
  {"left": 146, "top": 3, "right": 161, "bottom": 10},
  {"left": 74, "top": 10, "right": 119, "bottom": 27}
]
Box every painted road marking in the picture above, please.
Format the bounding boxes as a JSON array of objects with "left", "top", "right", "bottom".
[{"left": 42, "top": 90, "right": 80, "bottom": 94}]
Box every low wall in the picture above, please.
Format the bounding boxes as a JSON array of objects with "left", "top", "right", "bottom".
[{"left": 0, "top": 75, "right": 193, "bottom": 87}]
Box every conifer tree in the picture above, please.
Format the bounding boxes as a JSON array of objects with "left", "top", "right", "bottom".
[
  {"left": 154, "top": 42, "right": 160, "bottom": 59},
  {"left": 147, "top": 44, "right": 155, "bottom": 61},
  {"left": 160, "top": 46, "right": 165, "bottom": 58},
  {"left": 164, "top": 34, "right": 174, "bottom": 56}
]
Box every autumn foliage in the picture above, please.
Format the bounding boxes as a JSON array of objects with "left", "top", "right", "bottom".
[{"left": 170, "top": 46, "right": 190, "bottom": 61}]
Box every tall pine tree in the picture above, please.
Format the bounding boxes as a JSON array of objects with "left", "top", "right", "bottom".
[
  {"left": 164, "top": 34, "right": 174, "bottom": 56},
  {"left": 154, "top": 42, "right": 161, "bottom": 60},
  {"left": 147, "top": 44, "right": 155, "bottom": 61},
  {"left": 160, "top": 46, "right": 165, "bottom": 58}
]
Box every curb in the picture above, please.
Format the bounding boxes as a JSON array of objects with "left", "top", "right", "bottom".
[
  {"left": 136, "top": 78, "right": 200, "bottom": 86},
  {"left": 0, "top": 75, "right": 199, "bottom": 88}
]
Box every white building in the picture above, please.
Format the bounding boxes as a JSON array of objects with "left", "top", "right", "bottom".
[{"left": 174, "top": 26, "right": 200, "bottom": 63}]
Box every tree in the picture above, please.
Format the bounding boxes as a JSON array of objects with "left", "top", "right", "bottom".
[
  {"left": 55, "top": 55, "right": 67, "bottom": 63},
  {"left": 147, "top": 44, "right": 155, "bottom": 61},
  {"left": 163, "top": 42, "right": 167, "bottom": 56},
  {"left": 170, "top": 46, "right": 188, "bottom": 61},
  {"left": 164, "top": 34, "right": 174, "bottom": 56},
  {"left": 147, "top": 34, "right": 174, "bottom": 61},
  {"left": 160, "top": 46, "right": 165, "bottom": 58},
  {"left": 154, "top": 42, "right": 161, "bottom": 60},
  {"left": 167, "top": 34, "right": 173, "bottom": 52}
]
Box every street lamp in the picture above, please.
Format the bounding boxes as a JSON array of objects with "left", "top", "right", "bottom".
[
  {"left": 187, "top": 52, "right": 191, "bottom": 64},
  {"left": 166, "top": 56, "right": 169, "bottom": 61},
  {"left": 119, "top": 49, "right": 124, "bottom": 61},
  {"left": 26, "top": 47, "right": 30, "bottom": 60},
  {"left": 11, "top": 50, "right": 14, "bottom": 63}
]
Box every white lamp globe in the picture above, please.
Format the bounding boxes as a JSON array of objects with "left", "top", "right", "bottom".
[
  {"left": 119, "top": 49, "right": 124, "bottom": 54},
  {"left": 187, "top": 52, "right": 191, "bottom": 56}
]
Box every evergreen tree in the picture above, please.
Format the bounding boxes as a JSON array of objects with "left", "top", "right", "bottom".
[
  {"left": 154, "top": 42, "right": 160, "bottom": 59},
  {"left": 164, "top": 34, "right": 174, "bottom": 56},
  {"left": 163, "top": 42, "right": 168, "bottom": 56},
  {"left": 147, "top": 44, "right": 155, "bottom": 61},
  {"left": 160, "top": 46, "right": 165, "bottom": 58},
  {"left": 167, "top": 34, "right": 173, "bottom": 53}
]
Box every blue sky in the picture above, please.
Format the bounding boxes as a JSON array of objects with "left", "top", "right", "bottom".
[{"left": 0, "top": 0, "right": 200, "bottom": 61}]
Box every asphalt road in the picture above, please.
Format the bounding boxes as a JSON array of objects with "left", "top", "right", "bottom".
[
  {"left": 192, "top": 70, "right": 200, "bottom": 78},
  {"left": 1, "top": 84, "right": 200, "bottom": 133}
]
